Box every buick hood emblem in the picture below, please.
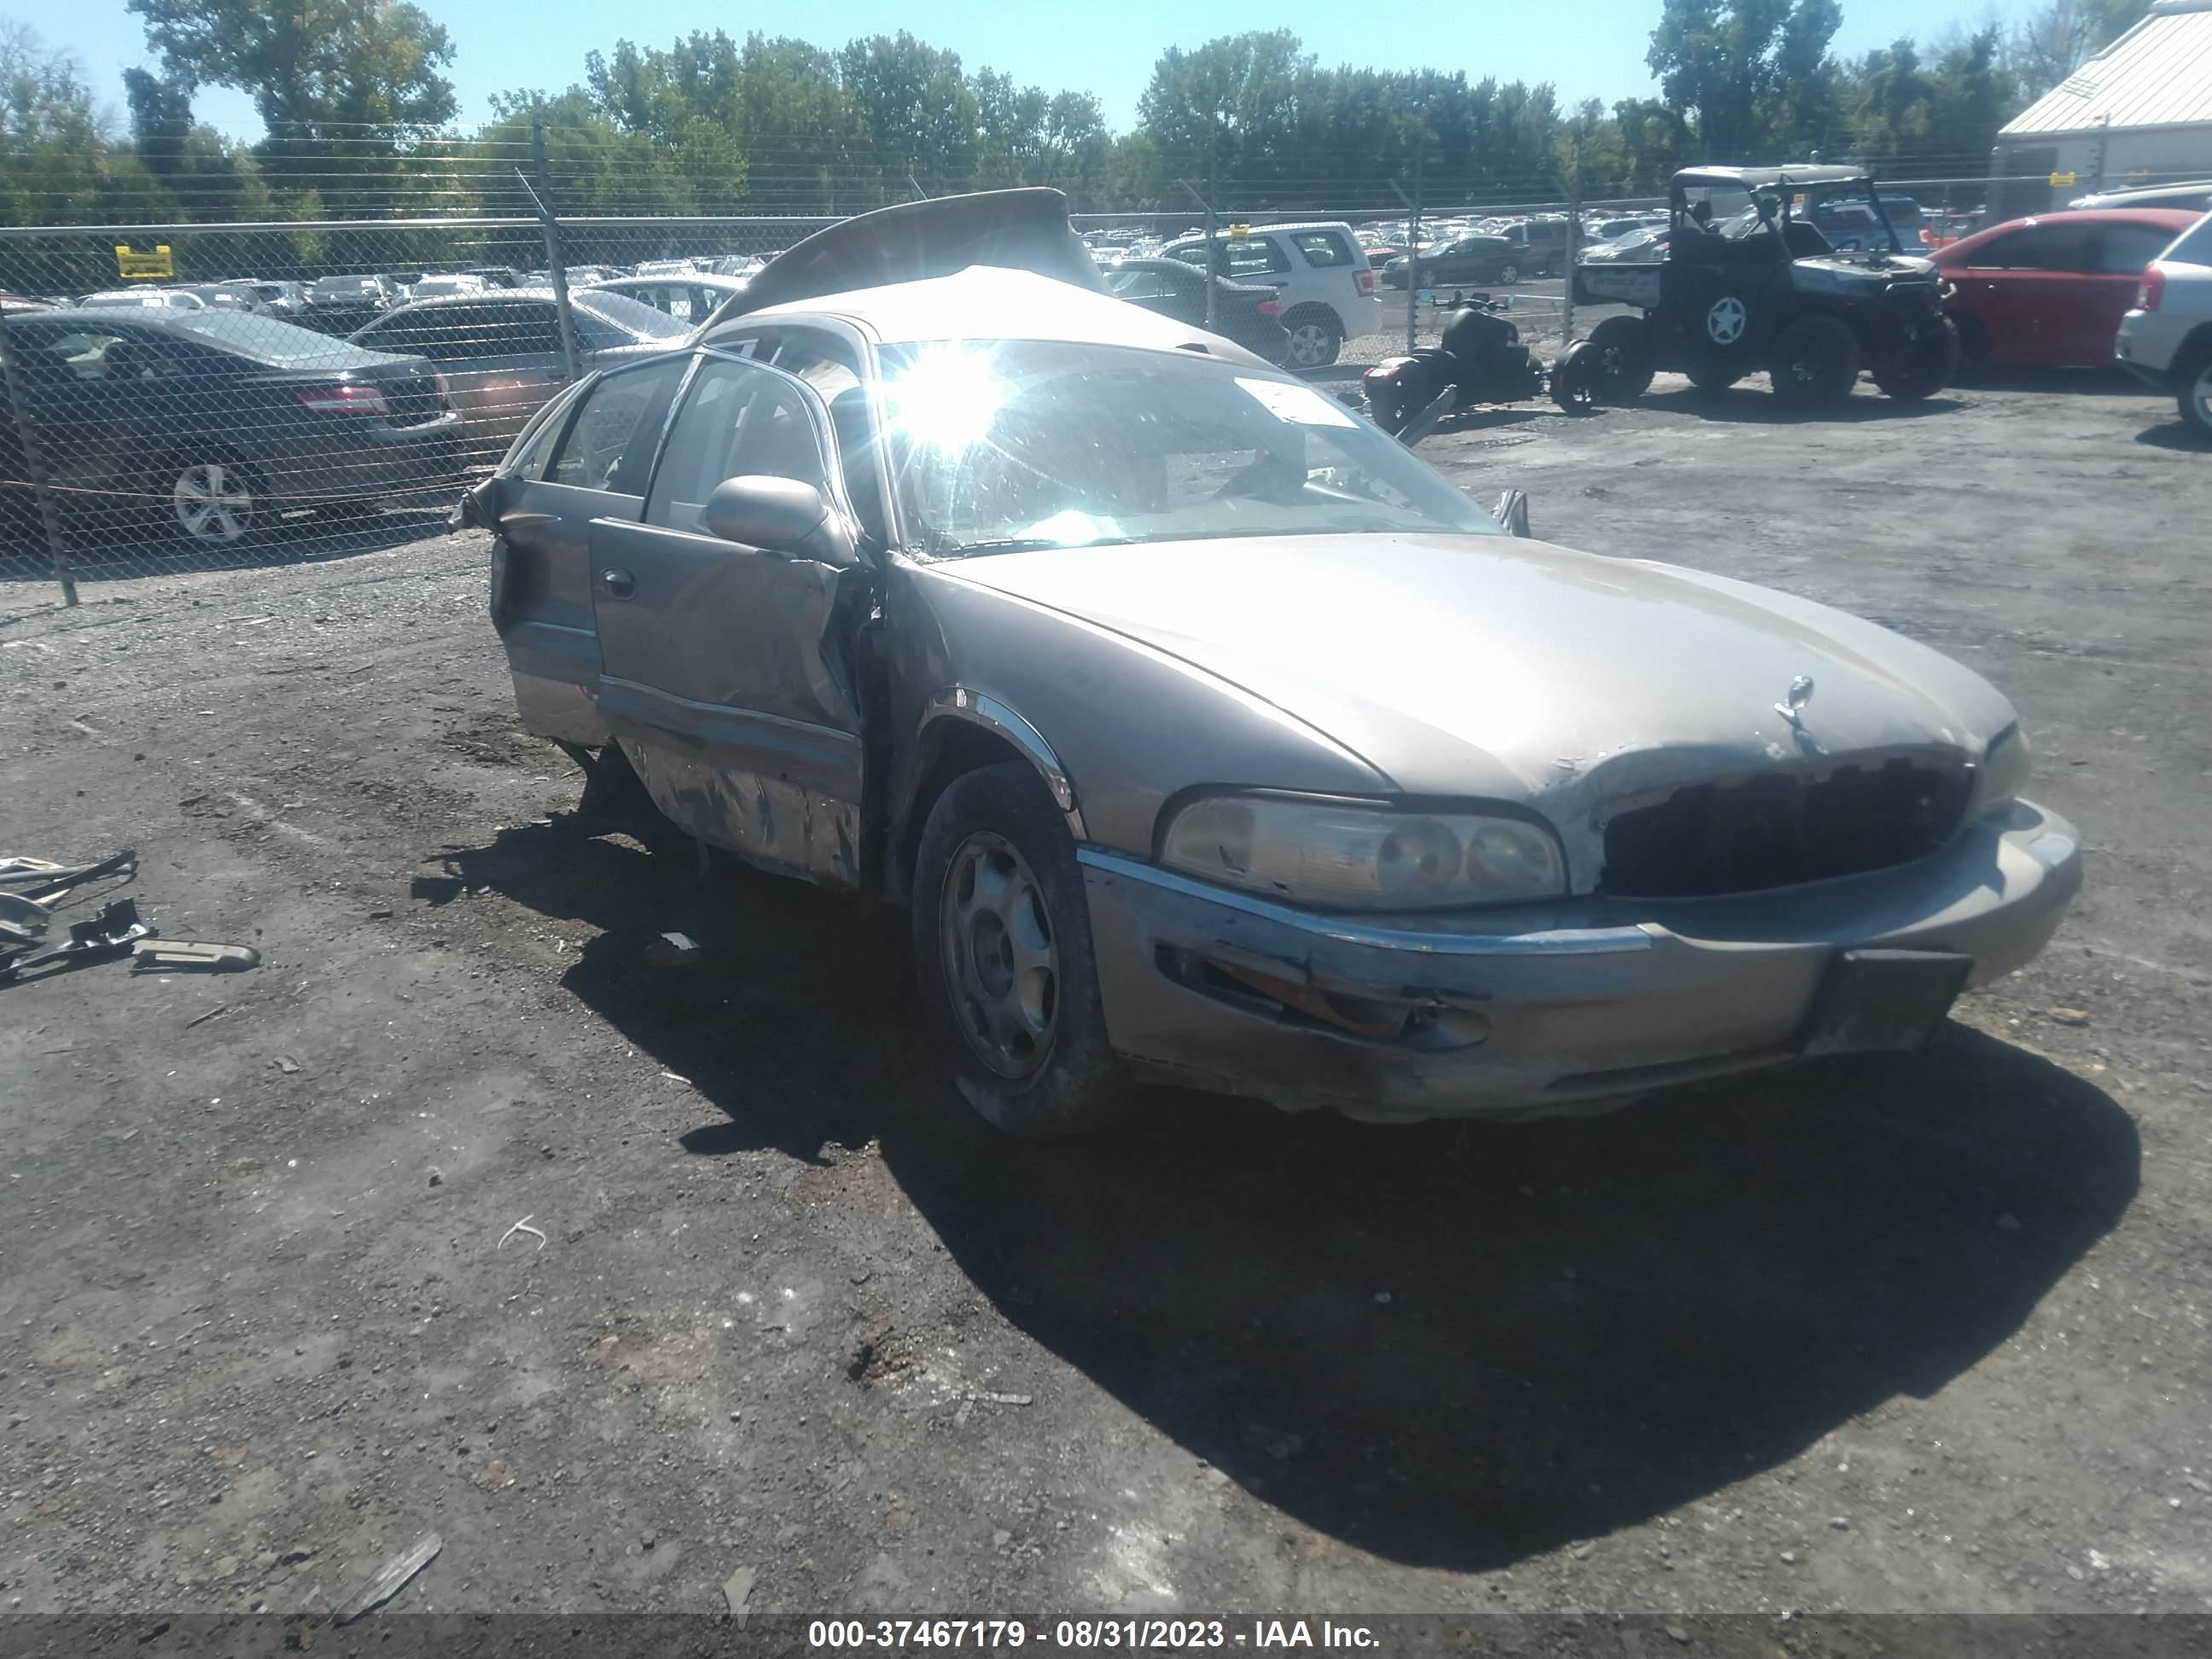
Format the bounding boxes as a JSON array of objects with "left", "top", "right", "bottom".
[{"left": 1773, "top": 675, "right": 1815, "bottom": 726}]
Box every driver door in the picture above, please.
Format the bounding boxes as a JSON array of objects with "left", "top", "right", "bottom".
[{"left": 588, "top": 352, "right": 869, "bottom": 887}]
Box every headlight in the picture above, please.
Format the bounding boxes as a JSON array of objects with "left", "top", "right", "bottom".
[
  {"left": 1969, "top": 724, "right": 2031, "bottom": 818},
  {"left": 1159, "top": 793, "right": 1566, "bottom": 911}
]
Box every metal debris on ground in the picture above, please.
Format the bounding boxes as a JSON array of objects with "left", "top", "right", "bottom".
[
  {"left": 498, "top": 1214, "right": 548, "bottom": 1250},
  {"left": 132, "top": 938, "right": 262, "bottom": 973},
  {"left": 0, "top": 899, "right": 150, "bottom": 985},
  {"left": 329, "top": 1529, "right": 442, "bottom": 1625}
]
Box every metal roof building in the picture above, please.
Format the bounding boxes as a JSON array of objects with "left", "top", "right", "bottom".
[{"left": 1994, "top": 0, "right": 2212, "bottom": 212}]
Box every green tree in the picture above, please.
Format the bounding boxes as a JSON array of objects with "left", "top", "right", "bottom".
[
  {"left": 1646, "top": 0, "right": 1843, "bottom": 160},
  {"left": 835, "top": 32, "right": 980, "bottom": 196}
]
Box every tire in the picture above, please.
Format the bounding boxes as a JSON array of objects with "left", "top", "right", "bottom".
[
  {"left": 911, "top": 762, "right": 1130, "bottom": 1138},
  {"left": 1584, "top": 315, "right": 1656, "bottom": 403},
  {"left": 1767, "top": 314, "right": 1863, "bottom": 409},
  {"left": 1495, "top": 262, "right": 1520, "bottom": 287},
  {"left": 1282, "top": 308, "right": 1343, "bottom": 369},
  {"left": 1872, "top": 315, "right": 1959, "bottom": 401},
  {"left": 2175, "top": 340, "right": 2212, "bottom": 438},
  {"left": 1550, "top": 340, "right": 1598, "bottom": 411},
  {"left": 166, "top": 455, "right": 260, "bottom": 548}
]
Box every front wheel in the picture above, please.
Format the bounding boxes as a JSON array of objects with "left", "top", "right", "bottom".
[
  {"left": 912, "top": 763, "right": 1131, "bottom": 1138},
  {"left": 1550, "top": 341, "right": 1598, "bottom": 411},
  {"left": 1767, "top": 314, "right": 1863, "bottom": 409},
  {"left": 1584, "top": 315, "right": 1656, "bottom": 402},
  {"left": 1872, "top": 316, "right": 1959, "bottom": 401}
]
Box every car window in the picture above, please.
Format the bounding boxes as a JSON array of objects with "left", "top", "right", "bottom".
[
  {"left": 1220, "top": 238, "right": 1294, "bottom": 280},
  {"left": 503, "top": 381, "right": 585, "bottom": 480},
  {"left": 546, "top": 355, "right": 690, "bottom": 495},
  {"left": 1163, "top": 244, "right": 1208, "bottom": 269},
  {"left": 2165, "top": 213, "right": 2212, "bottom": 265},
  {"left": 2094, "top": 223, "right": 2182, "bottom": 274},
  {"left": 21, "top": 329, "right": 187, "bottom": 383},
  {"left": 1109, "top": 269, "right": 1173, "bottom": 301},
  {"left": 1289, "top": 230, "right": 1355, "bottom": 268},
  {"left": 1965, "top": 224, "right": 2094, "bottom": 271},
  {"left": 645, "top": 356, "right": 832, "bottom": 534},
  {"left": 771, "top": 329, "right": 882, "bottom": 544},
  {"left": 575, "top": 290, "right": 688, "bottom": 341}
]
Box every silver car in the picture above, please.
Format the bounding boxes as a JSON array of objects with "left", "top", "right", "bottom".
[
  {"left": 352, "top": 288, "right": 684, "bottom": 462},
  {"left": 467, "top": 190, "right": 2081, "bottom": 1136}
]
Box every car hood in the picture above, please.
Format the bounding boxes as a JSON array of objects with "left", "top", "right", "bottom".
[{"left": 937, "top": 533, "right": 2013, "bottom": 809}]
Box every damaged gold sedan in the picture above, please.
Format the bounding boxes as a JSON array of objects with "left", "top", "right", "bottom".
[{"left": 465, "top": 189, "right": 2081, "bottom": 1135}]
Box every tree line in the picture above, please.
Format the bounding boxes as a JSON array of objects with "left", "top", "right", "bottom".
[{"left": 1, "top": 0, "right": 2161, "bottom": 241}]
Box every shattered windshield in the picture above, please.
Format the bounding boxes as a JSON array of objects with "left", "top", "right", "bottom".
[{"left": 883, "top": 340, "right": 1499, "bottom": 556}]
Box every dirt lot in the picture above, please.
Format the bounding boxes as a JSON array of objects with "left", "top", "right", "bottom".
[{"left": 3, "top": 366, "right": 2209, "bottom": 1627}]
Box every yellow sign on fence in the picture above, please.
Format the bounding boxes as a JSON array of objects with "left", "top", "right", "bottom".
[
  {"left": 2048, "top": 171, "right": 2077, "bottom": 188},
  {"left": 1226, "top": 222, "right": 1250, "bottom": 242},
  {"left": 114, "top": 244, "right": 174, "bottom": 280}
]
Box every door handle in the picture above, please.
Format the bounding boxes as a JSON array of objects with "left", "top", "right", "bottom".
[{"left": 600, "top": 568, "right": 636, "bottom": 600}]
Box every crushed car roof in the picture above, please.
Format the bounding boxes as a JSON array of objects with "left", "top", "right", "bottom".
[
  {"left": 704, "top": 187, "right": 1104, "bottom": 328},
  {"left": 707, "top": 265, "right": 1275, "bottom": 366}
]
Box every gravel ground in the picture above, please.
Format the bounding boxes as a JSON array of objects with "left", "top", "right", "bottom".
[{"left": 2, "top": 364, "right": 2209, "bottom": 1629}]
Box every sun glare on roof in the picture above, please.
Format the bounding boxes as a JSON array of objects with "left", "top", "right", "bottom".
[{"left": 888, "top": 345, "right": 1006, "bottom": 450}]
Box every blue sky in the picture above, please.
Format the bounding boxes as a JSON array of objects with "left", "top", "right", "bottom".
[{"left": 26, "top": 0, "right": 2035, "bottom": 141}]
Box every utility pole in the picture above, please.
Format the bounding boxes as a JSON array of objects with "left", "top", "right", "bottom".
[{"left": 1205, "top": 108, "right": 1220, "bottom": 334}]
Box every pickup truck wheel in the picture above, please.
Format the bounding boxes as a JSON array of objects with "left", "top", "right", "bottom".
[
  {"left": 1283, "top": 308, "right": 1343, "bottom": 368},
  {"left": 1494, "top": 261, "right": 1521, "bottom": 287},
  {"left": 1872, "top": 316, "right": 1959, "bottom": 401},
  {"left": 1585, "top": 315, "right": 1655, "bottom": 402},
  {"left": 913, "top": 763, "right": 1130, "bottom": 1138},
  {"left": 1767, "top": 314, "right": 1862, "bottom": 408},
  {"left": 2177, "top": 341, "right": 2212, "bottom": 437}
]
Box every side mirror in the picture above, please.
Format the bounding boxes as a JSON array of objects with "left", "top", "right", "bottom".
[
  {"left": 701, "top": 474, "right": 858, "bottom": 566},
  {"left": 1492, "top": 489, "right": 1532, "bottom": 538}
]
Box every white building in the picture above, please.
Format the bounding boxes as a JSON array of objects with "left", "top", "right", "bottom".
[{"left": 1994, "top": 0, "right": 2212, "bottom": 215}]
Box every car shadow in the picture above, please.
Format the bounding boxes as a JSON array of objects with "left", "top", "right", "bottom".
[
  {"left": 0, "top": 500, "right": 461, "bottom": 585},
  {"left": 1640, "top": 381, "right": 1966, "bottom": 423},
  {"left": 428, "top": 818, "right": 2139, "bottom": 1569},
  {"left": 2134, "top": 419, "right": 2209, "bottom": 451},
  {"left": 1954, "top": 364, "right": 2166, "bottom": 400}
]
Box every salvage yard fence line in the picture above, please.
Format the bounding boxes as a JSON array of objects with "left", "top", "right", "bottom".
[{"left": 0, "top": 169, "right": 2046, "bottom": 606}]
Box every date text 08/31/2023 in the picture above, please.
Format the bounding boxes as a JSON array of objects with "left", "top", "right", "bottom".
[{"left": 806, "top": 1621, "right": 1382, "bottom": 1650}]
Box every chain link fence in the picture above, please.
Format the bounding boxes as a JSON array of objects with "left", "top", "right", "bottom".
[{"left": 0, "top": 172, "right": 2026, "bottom": 605}]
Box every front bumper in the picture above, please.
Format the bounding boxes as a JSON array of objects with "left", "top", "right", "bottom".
[{"left": 1080, "top": 800, "right": 2082, "bottom": 1122}]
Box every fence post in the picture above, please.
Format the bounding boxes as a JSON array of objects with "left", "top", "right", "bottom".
[
  {"left": 1406, "top": 151, "right": 1424, "bottom": 353},
  {"left": 1561, "top": 172, "right": 1580, "bottom": 346},
  {"left": 532, "top": 120, "right": 583, "bottom": 385},
  {"left": 0, "top": 305, "right": 79, "bottom": 608}
]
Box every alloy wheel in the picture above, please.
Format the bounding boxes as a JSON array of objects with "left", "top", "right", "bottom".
[
  {"left": 939, "top": 830, "right": 1060, "bottom": 1080},
  {"left": 1286, "top": 323, "right": 1335, "bottom": 367},
  {"left": 172, "top": 462, "right": 254, "bottom": 544},
  {"left": 2193, "top": 362, "right": 2212, "bottom": 431}
]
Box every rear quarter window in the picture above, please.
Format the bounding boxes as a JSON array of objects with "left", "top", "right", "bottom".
[
  {"left": 1289, "top": 230, "right": 1356, "bottom": 268},
  {"left": 2163, "top": 213, "right": 2212, "bottom": 265}
]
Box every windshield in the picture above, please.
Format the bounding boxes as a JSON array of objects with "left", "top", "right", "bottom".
[
  {"left": 883, "top": 341, "right": 1499, "bottom": 557},
  {"left": 575, "top": 290, "right": 688, "bottom": 340}
]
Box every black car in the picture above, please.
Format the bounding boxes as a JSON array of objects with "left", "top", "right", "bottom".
[
  {"left": 1382, "top": 235, "right": 1518, "bottom": 289},
  {"left": 0, "top": 309, "right": 461, "bottom": 552},
  {"left": 1103, "top": 258, "right": 1290, "bottom": 363}
]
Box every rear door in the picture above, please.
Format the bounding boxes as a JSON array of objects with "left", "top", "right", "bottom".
[
  {"left": 490, "top": 353, "right": 692, "bottom": 744},
  {"left": 585, "top": 352, "right": 869, "bottom": 886},
  {"left": 2069, "top": 220, "right": 2183, "bottom": 363}
]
